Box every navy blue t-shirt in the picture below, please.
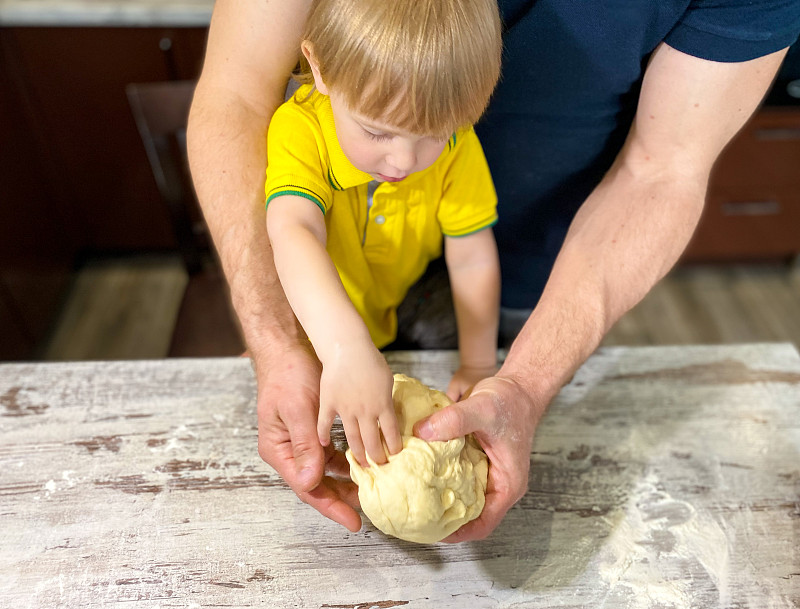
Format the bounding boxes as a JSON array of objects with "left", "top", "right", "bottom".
[{"left": 480, "top": 0, "right": 800, "bottom": 308}]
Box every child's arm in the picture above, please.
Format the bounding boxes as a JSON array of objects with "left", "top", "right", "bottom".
[
  {"left": 444, "top": 227, "right": 501, "bottom": 401},
  {"left": 266, "top": 196, "right": 402, "bottom": 465}
]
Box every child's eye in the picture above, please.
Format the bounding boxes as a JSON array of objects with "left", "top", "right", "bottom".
[{"left": 364, "top": 129, "right": 392, "bottom": 142}]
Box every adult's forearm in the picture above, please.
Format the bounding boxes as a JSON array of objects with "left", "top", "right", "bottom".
[
  {"left": 502, "top": 45, "right": 788, "bottom": 408},
  {"left": 500, "top": 157, "right": 707, "bottom": 405},
  {"left": 500, "top": 44, "right": 788, "bottom": 409},
  {"left": 187, "top": 84, "right": 302, "bottom": 355}
]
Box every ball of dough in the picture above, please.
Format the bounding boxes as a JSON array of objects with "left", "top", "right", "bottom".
[{"left": 346, "top": 374, "right": 488, "bottom": 544}]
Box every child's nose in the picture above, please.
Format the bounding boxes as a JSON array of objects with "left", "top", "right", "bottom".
[{"left": 387, "top": 143, "right": 417, "bottom": 173}]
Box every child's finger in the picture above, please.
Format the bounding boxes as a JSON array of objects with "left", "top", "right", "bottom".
[
  {"left": 362, "top": 419, "right": 388, "bottom": 465},
  {"left": 379, "top": 411, "right": 402, "bottom": 456},
  {"left": 446, "top": 378, "right": 463, "bottom": 402},
  {"left": 317, "top": 404, "right": 337, "bottom": 447},
  {"left": 342, "top": 416, "right": 367, "bottom": 467}
]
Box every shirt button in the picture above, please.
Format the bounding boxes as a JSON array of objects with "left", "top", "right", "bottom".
[{"left": 375, "top": 215, "right": 386, "bottom": 225}]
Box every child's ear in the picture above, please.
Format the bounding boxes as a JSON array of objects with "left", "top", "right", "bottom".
[{"left": 301, "top": 41, "right": 329, "bottom": 95}]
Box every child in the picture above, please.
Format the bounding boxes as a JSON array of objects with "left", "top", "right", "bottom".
[{"left": 265, "top": 0, "right": 502, "bottom": 467}]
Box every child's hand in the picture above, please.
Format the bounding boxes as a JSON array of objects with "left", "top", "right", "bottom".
[
  {"left": 318, "top": 342, "right": 402, "bottom": 467},
  {"left": 447, "top": 365, "right": 497, "bottom": 402}
]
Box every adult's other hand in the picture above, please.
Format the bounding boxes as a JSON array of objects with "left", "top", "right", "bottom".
[{"left": 255, "top": 341, "right": 362, "bottom": 532}]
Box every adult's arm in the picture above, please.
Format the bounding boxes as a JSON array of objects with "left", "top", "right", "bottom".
[
  {"left": 187, "top": 0, "right": 361, "bottom": 531},
  {"left": 415, "top": 43, "right": 789, "bottom": 541}
]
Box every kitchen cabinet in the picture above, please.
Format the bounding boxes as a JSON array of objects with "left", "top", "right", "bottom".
[
  {"left": 0, "top": 26, "right": 207, "bottom": 359},
  {"left": 1, "top": 34, "right": 77, "bottom": 360},
  {"left": 3, "top": 26, "right": 207, "bottom": 250},
  {"left": 682, "top": 107, "right": 800, "bottom": 262}
]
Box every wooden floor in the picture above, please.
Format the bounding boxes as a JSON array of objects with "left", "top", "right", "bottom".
[
  {"left": 43, "top": 256, "right": 188, "bottom": 361},
  {"left": 42, "top": 256, "right": 800, "bottom": 361},
  {"left": 603, "top": 261, "right": 800, "bottom": 348}
]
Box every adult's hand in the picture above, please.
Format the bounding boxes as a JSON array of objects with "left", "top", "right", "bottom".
[
  {"left": 255, "top": 340, "right": 362, "bottom": 532},
  {"left": 413, "top": 374, "right": 546, "bottom": 542}
]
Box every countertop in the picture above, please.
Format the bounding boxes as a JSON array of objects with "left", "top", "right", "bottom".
[
  {"left": 1, "top": 344, "right": 798, "bottom": 607},
  {"left": 0, "top": 0, "right": 214, "bottom": 27}
]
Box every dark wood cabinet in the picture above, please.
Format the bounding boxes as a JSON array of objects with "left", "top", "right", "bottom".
[
  {"left": 0, "top": 26, "right": 208, "bottom": 359},
  {"left": 1, "top": 33, "right": 77, "bottom": 360},
  {"left": 682, "top": 108, "right": 800, "bottom": 262},
  {"left": 4, "top": 27, "right": 207, "bottom": 250},
  {"left": 0, "top": 284, "right": 34, "bottom": 361}
]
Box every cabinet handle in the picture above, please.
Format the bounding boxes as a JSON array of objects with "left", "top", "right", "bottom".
[
  {"left": 786, "top": 79, "right": 800, "bottom": 99},
  {"left": 755, "top": 128, "right": 800, "bottom": 140},
  {"left": 159, "top": 37, "right": 173, "bottom": 52},
  {"left": 720, "top": 201, "right": 781, "bottom": 216}
]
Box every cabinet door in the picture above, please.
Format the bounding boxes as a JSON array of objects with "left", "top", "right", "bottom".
[
  {"left": 0, "top": 284, "right": 33, "bottom": 361},
  {"left": 5, "top": 27, "right": 208, "bottom": 251},
  {"left": 0, "top": 31, "right": 76, "bottom": 359},
  {"left": 682, "top": 109, "right": 800, "bottom": 262}
]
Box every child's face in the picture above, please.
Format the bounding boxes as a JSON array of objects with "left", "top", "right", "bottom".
[{"left": 328, "top": 91, "right": 449, "bottom": 183}]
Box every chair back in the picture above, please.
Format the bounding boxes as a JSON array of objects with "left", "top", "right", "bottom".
[{"left": 126, "top": 81, "right": 205, "bottom": 274}]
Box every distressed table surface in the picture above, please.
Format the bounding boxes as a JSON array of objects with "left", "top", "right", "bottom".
[{"left": 1, "top": 344, "right": 798, "bottom": 608}]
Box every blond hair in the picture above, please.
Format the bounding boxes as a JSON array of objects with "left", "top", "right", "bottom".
[{"left": 296, "top": 0, "right": 502, "bottom": 139}]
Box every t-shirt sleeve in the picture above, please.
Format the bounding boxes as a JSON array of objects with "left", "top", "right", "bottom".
[
  {"left": 665, "top": 0, "right": 800, "bottom": 63},
  {"left": 265, "top": 103, "right": 333, "bottom": 214},
  {"left": 437, "top": 127, "right": 499, "bottom": 237}
]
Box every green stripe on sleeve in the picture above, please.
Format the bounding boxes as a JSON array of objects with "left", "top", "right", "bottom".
[
  {"left": 442, "top": 216, "right": 498, "bottom": 238},
  {"left": 265, "top": 189, "right": 326, "bottom": 215}
]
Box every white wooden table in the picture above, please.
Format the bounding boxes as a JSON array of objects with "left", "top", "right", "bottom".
[{"left": 1, "top": 344, "right": 798, "bottom": 608}]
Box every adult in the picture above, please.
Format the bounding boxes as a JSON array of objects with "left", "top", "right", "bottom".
[{"left": 187, "top": 0, "right": 800, "bottom": 541}]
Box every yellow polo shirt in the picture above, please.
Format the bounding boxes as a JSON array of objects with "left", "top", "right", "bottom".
[{"left": 265, "top": 85, "right": 498, "bottom": 347}]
